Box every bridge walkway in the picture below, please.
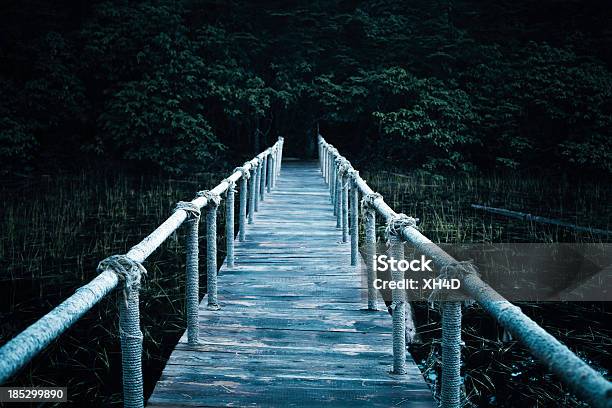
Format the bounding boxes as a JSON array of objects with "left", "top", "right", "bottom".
[{"left": 147, "top": 160, "right": 434, "bottom": 407}]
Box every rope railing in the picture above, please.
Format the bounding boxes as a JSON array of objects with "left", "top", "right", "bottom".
[
  {"left": 318, "top": 135, "right": 611, "bottom": 408},
  {"left": 0, "top": 137, "right": 285, "bottom": 408}
]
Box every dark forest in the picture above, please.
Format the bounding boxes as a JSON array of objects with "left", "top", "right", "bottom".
[{"left": 2, "top": 0, "right": 611, "bottom": 175}]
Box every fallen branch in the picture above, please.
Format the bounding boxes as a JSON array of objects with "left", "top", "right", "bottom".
[{"left": 471, "top": 204, "right": 612, "bottom": 236}]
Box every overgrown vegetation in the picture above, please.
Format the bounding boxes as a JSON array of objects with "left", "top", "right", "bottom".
[
  {"left": 0, "top": 170, "right": 228, "bottom": 405},
  {"left": 1, "top": 0, "right": 611, "bottom": 175},
  {"left": 363, "top": 170, "right": 611, "bottom": 407}
]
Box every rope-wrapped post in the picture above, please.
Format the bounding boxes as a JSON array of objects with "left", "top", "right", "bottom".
[
  {"left": 237, "top": 167, "right": 249, "bottom": 241},
  {"left": 260, "top": 155, "right": 267, "bottom": 202},
  {"left": 341, "top": 167, "right": 349, "bottom": 243},
  {"left": 248, "top": 162, "right": 257, "bottom": 224},
  {"left": 175, "top": 202, "right": 201, "bottom": 345},
  {"left": 198, "top": 191, "right": 222, "bottom": 310},
  {"left": 349, "top": 173, "right": 359, "bottom": 266},
  {"left": 330, "top": 155, "right": 337, "bottom": 206},
  {"left": 323, "top": 147, "right": 329, "bottom": 183},
  {"left": 387, "top": 225, "right": 407, "bottom": 375},
  {"left": 328, "top": 150, "right": 333, "bottom": 187},
  {"left": 98, "top": 255, "right": 147, "bottom": 408},
  {"left": 254, "top": 160, "right": 261, "bottom": 212},
  {"left": 268, "top": 152, "right": 274, "bottom": 192},
  {"left": 225, "top": 180, "right": 236, "bottom": 268},
  {"left": 363, "top": 194, "right": 379, "bottom": 310},
  {"left": 335, "top": 160, "right": 342, "bottom": 229},
  {"left": 277, "top": 138, "right": 283, "bottom": 176},
  {"left": 441, "top": 301, "right": 462, "bottom": 408}
]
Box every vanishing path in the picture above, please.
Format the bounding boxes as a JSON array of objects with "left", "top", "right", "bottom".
[{"left": 147, "top": 161, "right": 434, "bottom": 407}]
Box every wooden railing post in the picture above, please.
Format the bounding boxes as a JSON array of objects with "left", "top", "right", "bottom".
[
  {"left": 174, "top": 202, "right": 201, "bottom": 346},
  {"left": 441, "top": 302, "right": 462, "bottom": 408},
  {"left": 260, "top": 155, "right": 267, "bottom": 202},
  {"left": 350, "top": 174, "right": 359, "bottom": 266},
  {"left": 364, "top": 204, "right": 378, "bottom": 310},
  {"left": 254, "top": 159, "right": 261, "bottom": 212},
  {"left": 248, "top": 162, "right": 257, "bottom": 224},
  {"left": 119, "top": 280, "right": 144, "bottom": 408},
  {"left": 387, "top": 225, "right": 407, "bottom": 375},
  {"left": 341, "top": 171, "right": 349, "bottom": 243},
  {"left": 200, "top": 192, "right": 221, "bottom": 310},
  {"left": 331, "top": 158, "right": 337, "bottom": 210},
  {"left": 335, "top": 160, "right": 342, "bottom": 229},
  {"left": 225, "top": 181, "right": 236, "bottom": 268},
  {"left": 238, "top": 167, "right": 249, "bottom": 241},
  {"left": 267, "top": 153, "right": 273, "bottom": 193}
]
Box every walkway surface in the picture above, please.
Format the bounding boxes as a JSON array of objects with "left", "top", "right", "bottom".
[{"left": 147, "top": 161, "right": 434, "bottom": 407}]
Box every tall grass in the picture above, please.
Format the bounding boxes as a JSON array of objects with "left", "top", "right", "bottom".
[
  {"left": 363, "top": 169, "right": 611, "bottom": 407},
  {"left": 0, "top": 170, "right": 228, "bottom": 406}
]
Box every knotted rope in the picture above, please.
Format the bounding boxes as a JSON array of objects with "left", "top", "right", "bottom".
[
  {"left": 234, "top": 165, "right": 251, "bottom": 180},
  {"left": 360, "top": 192, "right": 382, "bottom": 217},
  {"left": 97, "top": 255, "right": 147, "bottom": 307},
  {"left": 428, "top": 261, "right": 479, "bottom": 303},
  {"left": 338, "top": 159, "right": 352, "bottom": 176},
  {"left": 98, "top": 254, "right": 146, "bottom": 407},
  {"left": 384, "top": 213, "right": 418, "bottom": 244},
  {"left": 174, "top": 201, "right": 201, "bottom": 345},
  {"left": 197, "top": 190, "right": 222, "bottom": 207},
  {"left": 222, "top": 178, "right": 237, "bottom": 195},
  {"left": 174, "top": 201, "right": 201, "bottom": 220}
]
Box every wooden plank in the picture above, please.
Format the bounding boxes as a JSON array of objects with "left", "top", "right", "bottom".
[{"left": 147, "top": 161, "right": 433, "bottom": 407}]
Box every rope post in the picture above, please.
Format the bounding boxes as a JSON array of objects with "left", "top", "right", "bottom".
[
  {"left": 268, "top": 152, "right": 274, "bottom": 193},
  {"left": 270, "top": 145, "right": 279, "bottom": 188},
  {"left": 119, "top": 281, "right": 144, "bottom": 408},
  {"left": 323, "top": 147, "right": 328, "bottom": 183},
  {"left": 238, "top": 167, "right": 249, "bottom": 241},
  {"left": 248, "top": 162, "right": 257, "bottom": 224},
  {"left": 350, "top": 174, "right": 359, "bottom": 265},
  {"left": 388, "top": 230, "right": 407, "bottom": 375},
  {"left": 98, "top": 255, "right": 146, "bottom": 408},
  {"left": 441, "top": 301, "right": 462, "bottom": 408},
  {"left": 328, "top": 150, "right": 333, "bottom": 186},
  {"left": 254, "top": 160, "right": 261, "bottom": 212},
  {"left": 175, "top": 202, "right": 201, "bottom": 346},
  {"left": 260, "top": 155, "right": 267, "bottom": 202},
  {"left": 199, "top": 191, "right": 221, "bottom": 310},
  {"left": 225, "top": 181, "right": 236, "bottom": 268},
  {"left": 335, "top": 161, "right": 342, "bottom": 229},
  {"left": 363, "top": 199, "right": 378, "bottom": 310},
  {"left": 277, "top": 138, "right": 283, "bottom": 176},
  {"left": 385, "top": 213, "right": 418, "bottom": 375},
  {"left": 330, "top": 158, "right": 337, "bottom": 207},
  {"left": 341, "top": 171, "right": 349, "bottom": 243}
]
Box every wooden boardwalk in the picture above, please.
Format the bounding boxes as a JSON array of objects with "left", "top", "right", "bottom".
[{"left": 147, "top": 161, "right": 434, "bottom": 407}]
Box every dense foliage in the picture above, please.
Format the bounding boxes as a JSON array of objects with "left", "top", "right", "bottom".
[{"left": 0, "top": 0, "right": 610, "bottom": 175}]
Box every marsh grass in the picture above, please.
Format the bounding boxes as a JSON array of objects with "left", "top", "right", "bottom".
[
  {"left": 363, "top": 170, "right": 611, "bottom": 407},
  {"left": 1, "top": 167, "right": 610, "bottom": 407},
  {"left": 0, "top": 170, "right": 231, "bottom": 406}
]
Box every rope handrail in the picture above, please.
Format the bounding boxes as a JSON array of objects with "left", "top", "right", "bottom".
[
  {"left": 317, "top": 134, "right": 611, "bottom": 408},
  {"left": 0, "top": 136, "right": 285, "bottom": 408}
]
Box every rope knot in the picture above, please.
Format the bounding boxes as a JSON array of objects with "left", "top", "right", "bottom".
[
  {"left": 360, "top": 192, "right": 382, "bottom": 217},
  {"left": 97, "top": 255, "right": 147, "bottom": 304},
  {"left": 338, "top": 160, "right": 352, "bottom": 177},
  {"left": 234, "top": 166, "right": 251, "bottom": 180},
  {"left": 223, "top": 178, "right": 237, "bottom": 194},
  {"left": 428, "top": 260, "right": 479, "bottom": 302},
  {"left": 197, "top": 190, "right": 222, "bottom": 207},
  {"left": 385, "top": 213, "right": 418, "bottom": 241},
  {"left": 174, "top": 201, "right": 200, "bottom": 220}
]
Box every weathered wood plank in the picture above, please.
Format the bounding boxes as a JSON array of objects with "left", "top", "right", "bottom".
[{"left": 147, "top": 161, "right": 433, "bottom": 407}]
